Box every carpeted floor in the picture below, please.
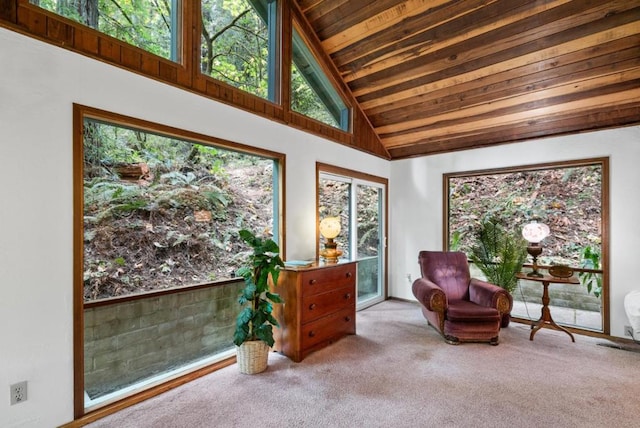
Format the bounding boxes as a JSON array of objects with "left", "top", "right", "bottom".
[{"left": 88, "top": 299, "right": 640, "bottom": 428}]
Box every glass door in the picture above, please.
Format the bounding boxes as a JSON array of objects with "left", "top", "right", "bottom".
[{"left": 319, "top": 173, "right": 386, "bottom": 309}]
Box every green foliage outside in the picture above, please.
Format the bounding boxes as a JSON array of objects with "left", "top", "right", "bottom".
[
  {"left": 291, "top": 63, "right": 340, "bottom": 128},
  {"left": 579, "top": 246, "right": 602, "bottom": 298},
  {"left": 201, "top": 0, "right": 270, "bottom": 98},
  {"left": 34, "top": 0, "right": 342, "bottom": 127},
  {"left": 233, "top": 229, "right": 284, "bottom": 347},
  {"left": 83, "top": 119, "right": 274, "bottom": 301},
  {"left": 33, "top": 0, "right": 174, "bottom": 58},
  {"left": 449, "top": 166, "right": 602, "bottom": 266},
  {"left": 449, "top": 165, "right": 603, "bottom": 298}
]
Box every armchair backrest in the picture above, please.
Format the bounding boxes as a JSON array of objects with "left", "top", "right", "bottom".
[{"left": 418, "top": 251, "right": 471, "bottom": 301}]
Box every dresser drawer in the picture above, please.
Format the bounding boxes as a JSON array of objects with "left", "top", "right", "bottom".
[
  {"left": 301, "top": 306, "right": 356, "bottom": 351},
  {"left": 300, "top": 263, "right": 355, "bottom": 296},
  {"left": 301, "top": 285, "right": 354, "bottom": 324}
]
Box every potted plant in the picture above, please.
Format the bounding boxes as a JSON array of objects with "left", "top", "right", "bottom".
[
  {"left": 469, "top": 218, "right": 528, "bottom": 327},
  {"left": 233, "top": 229, "right": 284, "bottom": 374}
]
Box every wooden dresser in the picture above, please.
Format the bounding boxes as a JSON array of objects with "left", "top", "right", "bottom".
[{"left": 271, "top": 261, "right": 356, "bottom": 362}]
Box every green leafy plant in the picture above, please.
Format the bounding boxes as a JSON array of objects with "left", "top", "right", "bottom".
[
  {"left": 233, "top": 229, "right": 284, "bottom": 347},
  {"left": 579, "top": 246, "right": 602, "bottom": 298},
  {"left": 469, "top": 218, "right": 527, "bottom": 293}
]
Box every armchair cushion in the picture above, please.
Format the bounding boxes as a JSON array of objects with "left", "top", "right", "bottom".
[{"left": 446, "top": 300, "right": 500, "bottom": 323}]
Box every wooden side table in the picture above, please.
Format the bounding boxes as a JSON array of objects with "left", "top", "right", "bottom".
[{"left": 516, "top": 273, "right": 580, "bottom": 342}]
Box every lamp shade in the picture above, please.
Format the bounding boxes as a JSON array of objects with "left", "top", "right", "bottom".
[
  {"left": 319, "top": 217, "right": 341, "bottom": 239},
  {"left": 522, "top": 222, "right": 550, "bottom": 243}
]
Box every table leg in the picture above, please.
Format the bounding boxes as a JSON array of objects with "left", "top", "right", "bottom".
[{"left": 529, "top": 281, "right": 575, "bottom": 342}]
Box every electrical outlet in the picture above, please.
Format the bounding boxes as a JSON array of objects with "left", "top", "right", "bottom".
[
  {"left": 624, "top": 325, "right": 634, "bottom": 337},
  {"left": 10, "top": 381, "right": 27, "bottom": 405}
]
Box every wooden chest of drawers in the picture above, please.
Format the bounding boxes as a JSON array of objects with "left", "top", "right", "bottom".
[{"left": 271, "top": 261, "right": 356, "bottom": 362}]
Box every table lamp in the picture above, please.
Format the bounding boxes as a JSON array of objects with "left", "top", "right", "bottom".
[
  {"left": 319, "top": 216, "right": 343, "bottom": 263},
  {"left": 522, "top": 221, "right": 550, "bottom": 277}
]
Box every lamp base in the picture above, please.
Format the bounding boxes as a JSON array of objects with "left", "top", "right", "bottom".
[
  {"left": 526, "top": 244, "right": 544, "bottom": 278},
  {"left": 320, "top": 248, "right": 343, "bottom": 263}
]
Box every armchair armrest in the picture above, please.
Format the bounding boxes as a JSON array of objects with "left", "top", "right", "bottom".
[
  {"left": 412, "top": 278, "right": 447, "bottom": 313},
  {"left": 469, "top": 278, "right": 512, "bottom": 315}
]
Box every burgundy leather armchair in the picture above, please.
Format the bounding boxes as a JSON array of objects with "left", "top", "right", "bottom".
[{"left": 412, "top": 251, "right": 512, "bottom": 345}]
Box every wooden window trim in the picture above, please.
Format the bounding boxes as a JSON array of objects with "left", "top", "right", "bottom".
[
  {"left": 442, "top": 157, "right": 610, "bottom": 335},
  {"left": 73, "top": 103, "right": 285, "bottom": 420}
]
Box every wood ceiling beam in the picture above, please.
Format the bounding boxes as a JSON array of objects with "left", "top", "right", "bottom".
[{"left": 340, "top": 0, "right": 567, "bottom": 82}]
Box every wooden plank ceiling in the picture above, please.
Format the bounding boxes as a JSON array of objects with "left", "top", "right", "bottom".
[{"left": 296, "top": 0, "right": 640, "bottom": 159}]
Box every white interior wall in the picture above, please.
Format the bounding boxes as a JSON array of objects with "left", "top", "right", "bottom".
[
  {"left": 389, "top": 126, "right": 640, "bottom": 342},
  {"left": 0, "top": 28, "right": 388, "bottom": 427},
  {"left": 2, "top": 21, "right": 638, "bottom": 428}
]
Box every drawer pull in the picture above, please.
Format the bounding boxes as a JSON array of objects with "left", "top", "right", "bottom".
[
  {"left": 345, "top": 272, "right": 352, "bottom": 278},
  {"left": 344, "top": 293, "right": 351, "bottom": 300},
  {"left": 345, "top": 316, "right": 351, "bottom": 322},
  {"left": 308, "top": 331, "right": 316, "bottom": 337},
  {"left": 309, "top": 279, "right": 317, "bottom": 285},
  {"left": 309, "top": 303, "right": 317, "bottom": 310}
]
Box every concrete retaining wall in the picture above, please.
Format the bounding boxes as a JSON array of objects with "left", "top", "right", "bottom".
[{"left": 84, "top": 281, "right": 244, "bottom": 399}]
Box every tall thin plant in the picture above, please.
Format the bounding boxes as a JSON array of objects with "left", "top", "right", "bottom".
[{"left": 469, "top": 218, "right": 527, "bottom": 293}]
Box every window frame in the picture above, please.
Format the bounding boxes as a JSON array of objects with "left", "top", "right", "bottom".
[
  {"left": 24, "top": 0, "right": 183, "bottom": 62},
  {"left": 72, "top": 103, "right": 285, "bottom": 418},
  {"left": 316, "top": 163, "right": 388, "bottom": 308},
  {"left": 442, "top": 157, "right": 610, "bottom": 336},
  {"left": 199, "top": 0, "right": 280, "bottom": 103},
  {"left": 290, "top": 21, "right": 351, "bottom": 132}
]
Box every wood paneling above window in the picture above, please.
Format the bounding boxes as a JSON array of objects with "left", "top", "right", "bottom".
[{"left": 1, "top": 0, "right": 389, "bottom": 159}]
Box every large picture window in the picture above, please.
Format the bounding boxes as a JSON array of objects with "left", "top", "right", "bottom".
[
  {"left": 75, "top": 106, "right": 283, "bottom": 414},
  {"left": 30, "top": 0, "right": 180, "bottom": 60},
  {"left": 445, "top": 158, "right": 608, "bottom": 333}
]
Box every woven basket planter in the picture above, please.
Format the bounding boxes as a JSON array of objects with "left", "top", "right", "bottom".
[{"left": 236, "top": 340, "right": 269, "bottom": 374}]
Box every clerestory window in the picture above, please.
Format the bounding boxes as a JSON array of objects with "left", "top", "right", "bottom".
[
  {"left": 30, "top": 0, "right": 180, "bottom": 61},
  {"left": 291, "top": 26, "right": 350, "bottom": 131},
  {"left": 200, "top": 0, "right": 278, "bottom": 101}
]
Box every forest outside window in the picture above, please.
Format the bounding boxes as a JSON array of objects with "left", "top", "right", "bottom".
[
  {"left": 201, "top": 0, "right": 278, "bottom": 101},
  {"left": 30, "top": 0, "right": 180, "bottom": 61},
  {"left": 82, "top": 119, "right": 278, "bottom": 300},
  {"left": 77, "top": 110, "right": 282, "bottom": 412},
  {"left": 445, "top": 159, "right": 607, "bottom": 333},
  {"left": 291, "top": 26, "right": 349, "bottom": 131}
]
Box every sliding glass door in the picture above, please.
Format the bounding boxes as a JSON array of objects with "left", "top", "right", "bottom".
[{"left": 319, "top": 172, "right": 386, "bottom": 309}]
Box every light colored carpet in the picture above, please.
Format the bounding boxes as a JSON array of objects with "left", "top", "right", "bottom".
[{"left": 88, "top": 299, "right": 640, "bottom": 428}]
